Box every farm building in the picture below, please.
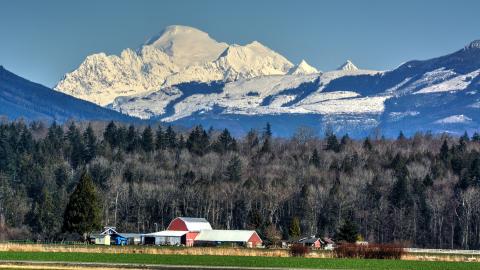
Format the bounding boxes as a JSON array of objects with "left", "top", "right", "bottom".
[
  {"left": 298, "top": 236, "right": 322, "bottom": 249},
  {"left": 142, "top": 230, "right": 188, "bottom": 246},
  {"left": 141, "top": 217, "right": 262, "bottom": 248},
  {"left": 194, "top": 230, "right": 262, "bottom": 248},
  {"left": 92, "top": 227, "right": 143, "bottom": 245},
  {"left": 165, "top": 217, "right": 213, "bottom": 246},
  {"left": 167, "top": 217, "right": 213, "bottom": 231},
  {"left": 322, "top": 237, "right": 335, "bottom": 250},
  {"left": 90, "top": 234, "right": 110, "bottom": 245}
]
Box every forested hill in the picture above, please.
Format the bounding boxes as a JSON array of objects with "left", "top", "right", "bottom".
[
  {"left": 0, "top": 66, "right": 138, "bottom": 123},
  {"left": 1, "top": 120, "right": 480, "bottom": 249}
]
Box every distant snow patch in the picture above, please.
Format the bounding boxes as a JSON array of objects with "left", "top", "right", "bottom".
[{"left": 435, "top": 115, "right": 472, "bottom": 124}]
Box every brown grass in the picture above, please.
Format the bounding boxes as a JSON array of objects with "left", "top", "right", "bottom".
[{"left": 0, "top": 243, "right": 291, "bottom": 257}]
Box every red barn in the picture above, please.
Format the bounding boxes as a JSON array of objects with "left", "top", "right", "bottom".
[{"left": 167, "top": 217, "right": 213, "bottom": 246}]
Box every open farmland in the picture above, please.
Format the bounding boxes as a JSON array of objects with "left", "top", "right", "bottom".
[{"left": 0, "top": 251, "right": 480, "bottom": 270}]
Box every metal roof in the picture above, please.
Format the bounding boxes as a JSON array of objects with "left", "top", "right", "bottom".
[
  {"left": 195, "top": 230, "right": 258, "bottom": 242},
  {"left": 299, "top": 237, "right": 321, "bottom": 244},
  {"left": 143, "top": 230, "right": 189, "bottom": 237},
  {"left": 116, "top": 233, "right": 143, "bottom": 238},
  {"left": 178, "top": 217, "right": 212, "bottom": 231}
]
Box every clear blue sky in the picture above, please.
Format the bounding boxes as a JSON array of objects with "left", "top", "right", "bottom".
[{"left": 1, "top": 0, "right": 479, "bottom": 87}]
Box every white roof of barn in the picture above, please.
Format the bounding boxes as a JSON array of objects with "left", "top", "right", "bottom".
[
  {"left": 178, "top": 217, "right": 212, "bottom": 231},
  {"left": 143, "top": 230, "right": 189, "bottom": 237},
  {"left": 195, "top": 230, "right": 258, "bottom": 242}
]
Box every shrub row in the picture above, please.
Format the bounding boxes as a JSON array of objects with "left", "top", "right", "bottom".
[{"left": 334, "top": 243, "right": 404, "bottom": 259}]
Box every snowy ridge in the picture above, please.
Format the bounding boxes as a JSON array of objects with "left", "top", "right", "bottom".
[{"left": 435, "top": 115, "right": 472, "bottom": 124}]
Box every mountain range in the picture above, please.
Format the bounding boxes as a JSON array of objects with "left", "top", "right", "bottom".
[{"left": 2, "top": 25, "right": 480, "bottom": 137}]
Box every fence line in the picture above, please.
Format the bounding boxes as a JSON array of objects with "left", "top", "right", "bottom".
[{"left": 406, "top": 248, "right": 480, "bottom": 255}]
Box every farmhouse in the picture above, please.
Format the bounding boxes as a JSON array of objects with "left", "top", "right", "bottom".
[
  {"left": 92, "top": 227, "right": 143, "bottom": 245},
  {"left": 298, "top": 236, "right": 322, "bottom": 249}
]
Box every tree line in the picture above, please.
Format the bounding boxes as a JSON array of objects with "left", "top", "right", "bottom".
[{"left": 1, "top": 119, "right": 480, "bottom": 249}]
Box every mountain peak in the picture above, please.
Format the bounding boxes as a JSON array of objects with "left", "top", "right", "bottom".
[
  {"left": 337, "top": 60, "right": 358, "bottom": 71},
  {"left": 288, "top": 59, "right": 319, "bottom": 75},
  {"left": 143, "top": 25, "right": 228, "bottom": 67},
  {"left": 465, "top": 40, "right": 480, "bottom": 50}
]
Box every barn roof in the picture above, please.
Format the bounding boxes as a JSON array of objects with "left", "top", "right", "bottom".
[
  {"left": 177, "top": 217, "right": 212, "bottom": 231},
  {"left": 143, "top": 230, "right": 189, "bottom": 237},
  {"left": 195, "top": 230, "right": 258, "bottom": 242}
]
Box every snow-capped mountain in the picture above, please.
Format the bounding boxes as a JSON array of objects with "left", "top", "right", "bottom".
[
  {"left": 288, "top": 60, "right": 319, "bottom": 75},
  {"left": 337, "top": 60, "right": 358, "bottom": 71},
  {"left": 55, "top": 25, "right": 295, "bottom": 106},
  {"left": 52, "top": 26, "right": 480, "bottom": 137}
]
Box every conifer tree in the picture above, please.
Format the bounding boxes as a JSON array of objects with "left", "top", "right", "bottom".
[
  {"left": 325, "top": 131, "right": 340, "bottom": 152},
  {"left": 30, "top": 187, "right": 57, "bottom": 239},
  {"left": 363, "top": 137, "right": 373, "bottom": 151},
  {"left": 214, "top": 129, "right": 237, "bottom": 154},
  {"left": 289, "top": 216, "right": 301, "bottom": 238},
  {"left": 126, "top": 125, "right": 140, "bottom": 153},
  {"left": 310, "top": 148, "right": 321, "bottom": 168},
  {"left": 336, "top": 219, "right": 358, "bottom": 243},
  {"left": 259, "top": 123, "right": 272, "bottom": 154},
  {"left": 472, "top": 132, "right": 480, "bottom": 142},
  {"left": 340, "top": 134, "right": 350, "bottom": 150},
  {"left": 83, "top": 124, "right": 97, "bottom": 163},
  {"left": 155, "top": 126, "right": 165, "bottom": 150},
  {"left": 103, "top": 121, "right": 117, "bottom": 147},
  {"left": 165, "top": 126, "right": 177, "bottom": 149},
  {"left": 141, "top": 126, "right": 154, "bottom": 153},
  {"left": 225, "top": 155, "right": 242, "bottom": 181},
  {"left": 439, "top": 140, "right": 450, "bottom": 163},
  {"left": 62, "top": 171, "right": 101, "bottom": 238},
  {"left": 66, "top": 123, "right": 84, "bottom": 169}
]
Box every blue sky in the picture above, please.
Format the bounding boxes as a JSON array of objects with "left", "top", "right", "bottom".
[{"left": 1, "top": 0, "right": 479, "bottom": 87}]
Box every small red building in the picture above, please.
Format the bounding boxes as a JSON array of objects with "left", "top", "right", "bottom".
[{"left": 298, "top": 236, "right": 322, "bottom": 249}]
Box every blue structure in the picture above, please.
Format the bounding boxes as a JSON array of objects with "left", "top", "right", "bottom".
[{"left": 113, "top": 234, "right": 128, "bottom": 246}]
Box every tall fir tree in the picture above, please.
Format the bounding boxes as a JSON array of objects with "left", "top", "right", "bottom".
[
  {"left": 325, "top": 131, "right": 340, "bottom": 152},
  {"left": 83, "top": 124, "right": 97, "bottom": 163},
  {"left": 62, "top": 171, "right": 101, "bottom": 238},
  {"left": 310, "top": 148, "right": 321, "bottom": 168},
  {"left": 336, "top": 219, "right": 359, "bottom": 243},
  {"left": 66, "top": 122, "right": 84, "bottom": 169},
  {"left": 126, "top": 125, "right": 140, "bottom": 153},
  {"left": 165, "top": 126, "right": 177, "bottom": 149},
  {"left": 289, "top": 216, "right": 301, "bottom": 238},
  {"left": 103, "top": 121, "right": 117, "bottom": 148},
  {"left": 141, "top": 126, "right": 154, "bottom": 153},
  {"left": 225, "top": 155, "right": 242, "bottom": 181},
  {"left": 155, "top": 126, "right": 166, "bottom": 150}
]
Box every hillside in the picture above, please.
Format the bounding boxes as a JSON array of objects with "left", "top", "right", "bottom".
[{"left": 0, "top": 66, "right": 138, "bottom": 123}]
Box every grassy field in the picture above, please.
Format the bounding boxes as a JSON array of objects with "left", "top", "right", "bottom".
[{"left": 0, "top": 252, "right": 479, "bottom": 270}]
